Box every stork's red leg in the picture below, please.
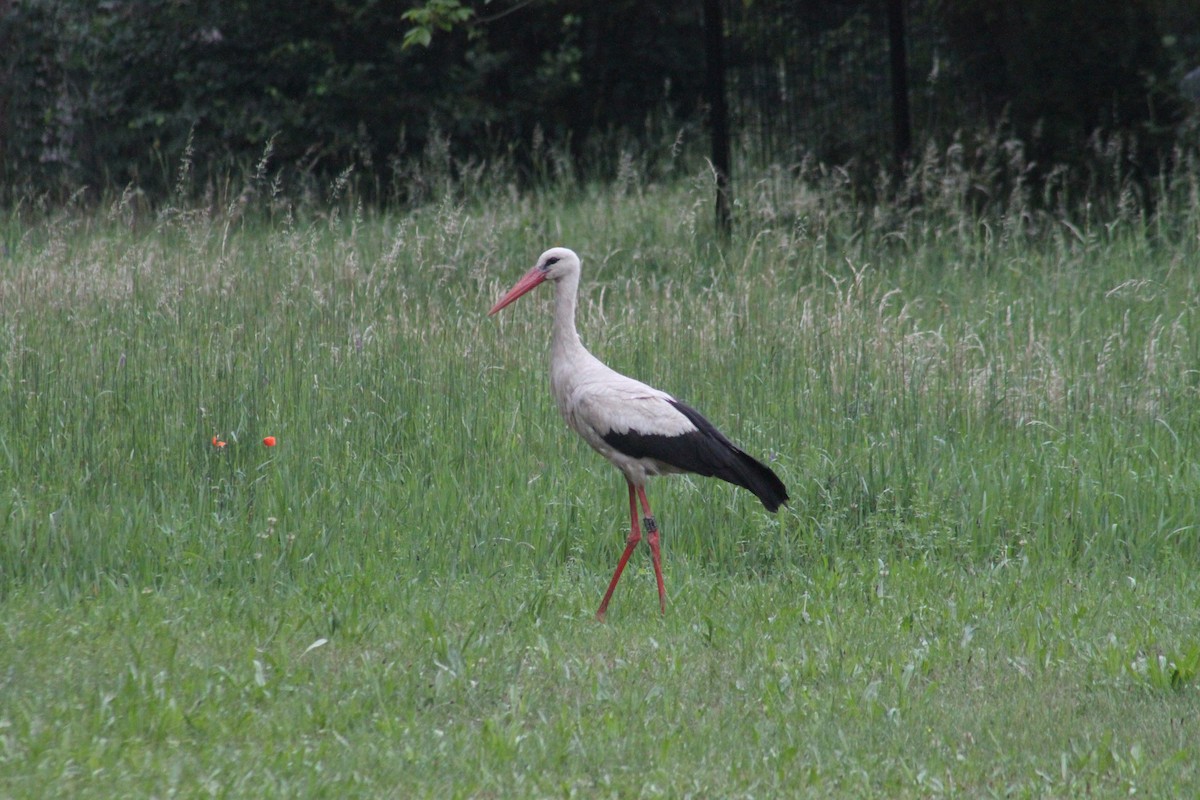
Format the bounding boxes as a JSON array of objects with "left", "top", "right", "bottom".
[
  {"left": 636, "top": 485, "right": 666, "bottom": 615},
  {"left": 595, "top": 482, "right": 642, "bottom": 621}
]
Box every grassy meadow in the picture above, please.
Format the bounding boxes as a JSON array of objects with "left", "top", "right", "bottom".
[{"left": 2, "top": 149, "right": 1200, "bottom": 796}]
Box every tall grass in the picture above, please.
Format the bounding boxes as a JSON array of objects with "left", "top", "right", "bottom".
[
  {"left": 2, "top": 133, "right": 1200, "bottom": 797},
  {"left": 1, "top": 132, "right": 1197, "bottom": 604}
]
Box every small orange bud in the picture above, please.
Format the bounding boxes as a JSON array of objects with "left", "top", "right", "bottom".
[
  {"left": 263, "top": 436, "right": 277, "bottom": 447},
  {"left": 211, "top": 436, "right": 227, "bottom": 448}
]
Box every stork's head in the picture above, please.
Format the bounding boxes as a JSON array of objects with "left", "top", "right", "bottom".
[{"left": 488, "top": 247, "right": 579, "bottom": 315}]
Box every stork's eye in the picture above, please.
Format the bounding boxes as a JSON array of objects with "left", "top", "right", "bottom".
[{"left": 542, "top": 256, "right": 559, "bottom": 269}]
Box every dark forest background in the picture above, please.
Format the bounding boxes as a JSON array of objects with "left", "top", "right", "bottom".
[{"left": 1, "top": 0, "right": 1198, "bottom": 207}]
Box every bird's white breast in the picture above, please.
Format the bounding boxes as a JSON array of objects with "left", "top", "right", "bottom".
[{"left": 550, "top": 349, "right": 699, "bottom": 482}]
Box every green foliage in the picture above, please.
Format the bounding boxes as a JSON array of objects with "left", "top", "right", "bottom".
[
  {"left": 401, "top": 0, "right": 478, "bottom": 49},
  {"left": 938, "top": 0, "right": 1185, "bottom": 181},
  {"left": 0, "top": 0, "right": 705, "bottom": 202},
  {"left": 4, "top": 1, "right": 1193, "bottom": 205},
  {"left": 2, "top": 563, "right": 1198, "bottom": 797},
  {"left": 1, "top": 142, "right": 1200, "bottom": 795}
]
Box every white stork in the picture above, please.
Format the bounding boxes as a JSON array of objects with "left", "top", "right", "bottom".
[{"left": 489, "top": 247, "right": 788, "bottom": 619}]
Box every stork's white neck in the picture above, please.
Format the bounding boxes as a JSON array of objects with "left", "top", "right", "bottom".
[{"left": 550, "top": 268, "right": 588, "bottom": 365}]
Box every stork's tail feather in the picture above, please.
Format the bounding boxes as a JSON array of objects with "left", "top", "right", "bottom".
[
  {"left": 665, "top": 400, "right": 789, "bottom": 512},
  {"left": 718, "top": 449, "right": 789, "bottom": 512}
]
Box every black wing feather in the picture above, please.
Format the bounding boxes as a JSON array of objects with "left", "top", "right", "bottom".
[{"left": 602, "top": 399, "right": 788, "bottom": 512}]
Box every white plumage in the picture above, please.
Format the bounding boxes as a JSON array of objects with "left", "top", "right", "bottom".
[
  {"left": 558, "top": 369, "right": 698, "bottom": 482},
  {"left": 490, "top": 247, "right": 787, "bottom": 619}
]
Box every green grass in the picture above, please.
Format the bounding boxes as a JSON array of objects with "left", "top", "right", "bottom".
[{"left": 1, "top": 158, "right": 1199, "bottom": 796}]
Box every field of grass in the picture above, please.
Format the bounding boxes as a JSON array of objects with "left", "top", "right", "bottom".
[{"left": 2, "top": 153, "right": 1199, "bottom": 797}]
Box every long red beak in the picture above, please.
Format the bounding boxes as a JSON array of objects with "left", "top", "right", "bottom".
[{"left": 488, "top": 266, "right": 547, "bottom": 315}]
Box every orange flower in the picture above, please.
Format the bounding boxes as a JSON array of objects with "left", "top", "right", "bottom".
[
  {"left": 263, "top": 436, "right": 277, "bottom": 447},
  {"left": 211, "top": 436, "right": 227, "bottom": 448}
]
